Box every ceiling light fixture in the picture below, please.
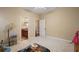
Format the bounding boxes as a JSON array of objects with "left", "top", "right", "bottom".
[{"left": 33, "top": 7, "right": 47, "bottom": 10}]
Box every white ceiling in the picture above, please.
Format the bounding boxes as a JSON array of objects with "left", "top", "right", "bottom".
[{"left": 23, "top": 7, "right": 56, "bottom": 15}]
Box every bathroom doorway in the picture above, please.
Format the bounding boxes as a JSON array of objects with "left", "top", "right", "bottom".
[
  {"left": 35, "top": 20, "right": 40, "bottom": 37},
  {"left": 21, "top": 18, "right": 29, "bottom": 40}
]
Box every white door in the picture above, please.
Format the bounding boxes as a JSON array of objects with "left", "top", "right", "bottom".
[{"left": 39, "top": 19, "right": 46, "bottom": 37}]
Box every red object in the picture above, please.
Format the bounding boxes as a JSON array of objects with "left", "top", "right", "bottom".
[{"left": 73, "top": 31, "right": 79, "bottom": 44}]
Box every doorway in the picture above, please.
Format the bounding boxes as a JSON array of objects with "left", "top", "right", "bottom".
[
  {"left": 35, "top": 20, "right": 40, "bottom": 37},
  {"left": 35, "top": 16, "right": 46, "bottom": 37},
  {"left": 21, "top": 18, "right": 29, "bottom": 40}
]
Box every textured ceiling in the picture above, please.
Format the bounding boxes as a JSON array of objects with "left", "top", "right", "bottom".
[{"left": 23, "top": 7, "right": 56, "bottom": 15}]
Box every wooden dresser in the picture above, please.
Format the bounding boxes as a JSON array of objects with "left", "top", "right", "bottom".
[
  {"left": 74, "top": 44, "right": 79, "bottom": 52},
  {"left": 21, "top": 28, "right": 28, "bottom": 39}
]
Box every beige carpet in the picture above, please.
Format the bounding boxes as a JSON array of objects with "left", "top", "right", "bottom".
[{"left": 10, "top": 36, "right": 74, "bottom": 52}]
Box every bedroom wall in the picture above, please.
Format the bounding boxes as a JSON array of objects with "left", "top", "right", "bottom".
[
  {"left": 0, "top": 8, "right": 20, "bottom": 43},
  {"left": 44, "top": 7, "right": 79, "bottom": 40},
  {"left": 0, "top": 8, "right": 39, "bottom": 43},
  {"left": 0, "top": 14, "right": 8, "bottom": 42}
]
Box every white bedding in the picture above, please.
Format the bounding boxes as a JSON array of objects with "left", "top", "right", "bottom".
[{"left": 11, "top": 36, "right": 74, "bottom": 52}]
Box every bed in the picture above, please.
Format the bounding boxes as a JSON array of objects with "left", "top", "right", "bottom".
[{"left": 18, "top": 43, "right": 50, "bottom": 52}]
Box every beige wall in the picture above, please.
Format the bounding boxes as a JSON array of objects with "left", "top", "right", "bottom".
[
  {"left": 0, "top": 8, "right": 21, "bottom": 43},
  {"left": 45, "top": 7, "right": 79, "bottom": 40},
  {"left": 0, "top": 7, "right": 79, "bottom": 43},
  {"left": 0, "top": 8, "right": 39, "bottom": 43}
]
